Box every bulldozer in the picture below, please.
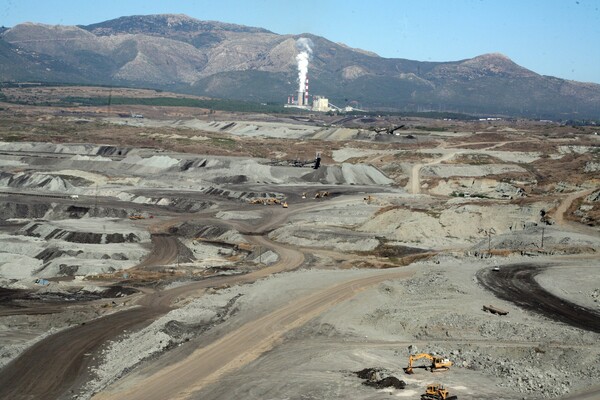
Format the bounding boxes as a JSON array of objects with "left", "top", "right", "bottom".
[
  {"left": 404, "top": 353, "right": 453, "bottom": 374},
  {"left": 421, "top": 383, "right": 458, "bottom": 400}
]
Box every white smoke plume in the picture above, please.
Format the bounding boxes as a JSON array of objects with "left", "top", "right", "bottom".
[{"left": 296, "top": 38, "right": 314, "bottom": 92}]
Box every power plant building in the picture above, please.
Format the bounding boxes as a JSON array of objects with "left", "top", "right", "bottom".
[
  {"left": 285, "top": 76, "right": 331, "bottom": 112},
  {"left": 312, "top": 96, "right": 329, "bottom": 112}
]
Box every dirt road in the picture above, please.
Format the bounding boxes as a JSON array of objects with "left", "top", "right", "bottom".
[
  {"left": 135, "top": 234, "right": 179, "bottom": 268},
  {"left": 476, "top": 263, "right": 600, "bottom": 333},
  {"left": 93, "top": 269, "right": 412, "bottom": 400},
  {"left": 0, "top": 207, "right": 307, "bottom": 400},
  {"left": 0, "top": 230, "right": 184, "bottom": 399},
  {"left": 552, "top": 188, "right": 596, "bottom": 233},
  {"left": 410, "top": 151, "right": 458, "bottom": 194}
]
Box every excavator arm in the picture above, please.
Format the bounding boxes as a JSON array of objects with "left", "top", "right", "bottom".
[
  {"left": 404, "top": 353, "right": 452, "bottom": 374},
  {"left": 405, "top": 353, "right": 434, "bottom": 374}
]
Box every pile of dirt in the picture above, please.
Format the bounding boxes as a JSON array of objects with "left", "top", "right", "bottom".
[
  {"left": 0, "top": 172, "right": 75, "bottom": 192},
  {"left": 301, "top": 163, "right": 393, "bottom": 185},
  {"left": 29, "top": 285, "right": 137, "bottom": 302},
  {"left": 354, "top": 367, "right": 406, "bottom": 390},
  {"left": 0, "top": 202, "right": 50, "bottom": 220},
  {"left": 20, "top": 222, "right": 143, "bottom": 244}
]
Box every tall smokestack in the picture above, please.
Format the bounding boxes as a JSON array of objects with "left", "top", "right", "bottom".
[
  {"left": 295, "top": 38, "right": 313, "bottom": 106},
  {"left": 305, "top": 76, "right": 309, "bottom": 106}
]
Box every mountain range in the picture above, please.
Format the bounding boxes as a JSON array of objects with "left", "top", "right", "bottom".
[{"left": 1, "top": 14, "right": 599, "bottom": 119}]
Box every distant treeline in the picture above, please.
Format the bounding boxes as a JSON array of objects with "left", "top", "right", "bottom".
[
  {"left": 356, "top": 110, "right": 478, "bottom": 121},
  {"left": 0, "top": 82, "right": 555, "bottom": 122},
  {"left": 62, "top": 96, "right": 303, "bottom": 113}
]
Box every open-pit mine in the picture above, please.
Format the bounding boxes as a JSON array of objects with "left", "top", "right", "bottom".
[{"left": 0, "top": 93, "right": 598, "bottom": 400}]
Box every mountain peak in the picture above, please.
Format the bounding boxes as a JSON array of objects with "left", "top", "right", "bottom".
[
  {"left": 473, "top": 52, "right": 511, "bottom": 61},
  {"left": 82, "top": 14, "right": 272, "bottom": 37},
  {"left": 2, "top": 15, "right": 598, "bottom": 119},
  {"left": 461, "top": 52, "right": 537, "bottom": 77}
]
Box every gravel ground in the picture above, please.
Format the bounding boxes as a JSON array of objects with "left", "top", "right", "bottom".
[
  {"left": 190, "top": 256, "right": 600, "bottom": 400},
  {"left": 1, "top": 133, "right": 598, "bottom": 400}
]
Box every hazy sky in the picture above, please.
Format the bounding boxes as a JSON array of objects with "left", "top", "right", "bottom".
[{"left": 1, "top": 0, "right": 599, "bottom": 83}]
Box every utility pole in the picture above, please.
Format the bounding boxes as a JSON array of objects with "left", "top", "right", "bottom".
[
  {"left": 541, "top": 226, "right": 545, "bottom": 249},
  {"left": 478, "top": 227, "right": 496, "bottom": 255},
  {"left": 94, "top": 182, "right": 98, "bottom": 212}
]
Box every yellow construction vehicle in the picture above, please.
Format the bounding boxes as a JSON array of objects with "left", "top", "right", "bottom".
[
  {"left": 282, "top": 201, "right": 288, "bottom": 208},
  {"left": 404, "top": 353, "right": 453, "bottom": 374},
  {"left": 363, "top": 195, "right": 377, "bottom": 204},
  {"left": 314, "top": 191, "right": 330, "bottom": 199},
  {"left": 421, "top": 383, "right": 458, "bottom": 400},
  {"left": 249, "top": 197, "right": 281, "bottom": 205}
]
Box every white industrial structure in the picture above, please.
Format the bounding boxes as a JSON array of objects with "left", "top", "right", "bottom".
[
  {"left": 285, "top": 76, "right": 334, "bottom": 112},
  {"left": 312, "top": 96, "right": 329, "bottom": 112}
]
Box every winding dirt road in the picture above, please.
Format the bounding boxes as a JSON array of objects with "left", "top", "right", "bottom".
[
  {"left": 0, "top": 203, "right": 309, "bottom": 400},
  {"left": 0, "top": 232, "right": 183, "bottom": 399},
  {"left": 476, "top": 263, "right": 600, "bottom": 333},
  {"left": 93, "top": 269, "right": 412, "bottom": 400},
  {"left": 552, "top": 188, "right": 597, "bottom": 234}
]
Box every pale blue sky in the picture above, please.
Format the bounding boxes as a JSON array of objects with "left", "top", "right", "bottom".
[{"left": 1, "top": 0, "right": 599, "bottom": 83}]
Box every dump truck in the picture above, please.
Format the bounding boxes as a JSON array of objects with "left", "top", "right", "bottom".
[
  {"left": 314, "top": 191, "right": 330, "bottom": 199},
  {"left": 421, "top": 383, "right": 458, "bottom": 400},
  {"left": 404, "top": 353, "right": 453, "bottom": 374}
]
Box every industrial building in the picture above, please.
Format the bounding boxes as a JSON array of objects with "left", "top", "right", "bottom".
[{"left": 285, "top": 76, "right": 331, "bottom": 112}]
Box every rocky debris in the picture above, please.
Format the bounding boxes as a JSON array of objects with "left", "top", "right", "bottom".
[
  {"left": 364, "top": 376, "right": 406, "bottom": 390},
  {"left": 422, "top": 164, "right": 527, "bottom": 178},
  {"left": 583, "top": 161, "right": 600, "bottom": 173},
  {"left": 161, "top": 293, "right": 242, "bottom": 340},
  {"left": 84, "top": 289, "right": 245, "bottom": 395},
  {"left": 469, "top": 226, "right": 599, "bottom": 254},
  {"left": 572, "top": 190, "right": 600, "bottom": 226},
  {"left": 302, "top": 163, "right": 393, "bottom": 185},
  {"left": 0, "top": 171, "right": 75, "bottom": 192},
  {"left": 177, "top": 222, "right": 229, "bottom": 240},
  {"left": 354, "top": 367, "right": 406, "bottom": 390},
  {"left": 586, "top": 190, "right": 600, "bottom": 203},
  {"left": 270, "top": 225, "right": 380, "bottom": 252},
  {"left": 1, "top": 218, "right": 150, "bottom": 282},
  {"left": 441, "top": 346, "right": 580, "bottom": 398},
  {"left": 0, "top": 201, "right": 50, "bottom": 220},
  {"left": 20, "top": 222, "right": 143, "bottom": 244},
  {"left": 28, "top": 285, "right": 137, "bottom": 302}
]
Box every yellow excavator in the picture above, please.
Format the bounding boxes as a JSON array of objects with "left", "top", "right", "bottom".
[
  {"left": 421, "top": 383, "right": 458, "bottom": 400},
  {"left": 404, "top": 353, "right": 453, "bottom": 374}
]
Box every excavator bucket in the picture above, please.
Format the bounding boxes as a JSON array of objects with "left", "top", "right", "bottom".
[{"left": 404, "top": 367, "right": 414, "bottom": 374}]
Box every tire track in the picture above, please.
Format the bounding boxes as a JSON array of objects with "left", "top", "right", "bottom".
[{"left": 476, "top": 263, "right": 600, "bottom": 333}]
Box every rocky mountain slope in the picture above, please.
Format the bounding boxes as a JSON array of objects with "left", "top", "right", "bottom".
[{"left": 1, "top": 14, "right": 599, "bottom": 119}]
